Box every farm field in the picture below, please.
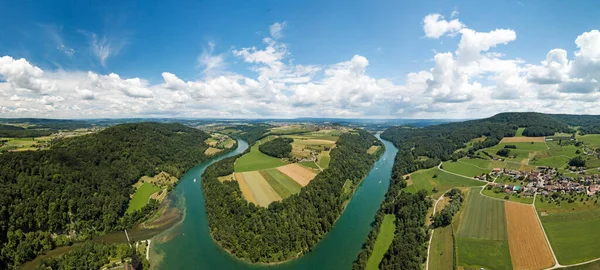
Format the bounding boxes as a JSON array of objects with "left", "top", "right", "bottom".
[
  {"left": 318, "top": 150, "right": 331, "bottom": 169},
  {"left": 505, "top": 202, "right": 555, "bottom": 269},
  {"left": 404, "top": 168, "right": 484, "bottom": 198},
  {"left": 537, "top": 205, "right": 600, "bottom": 264},
  {"left": 241, "top": 171, "right": 282, "bottom": 207},
  {"left": 481, "top": 188, "right": 534, "bottom": 204},
  {"left": 577, "top": 134, "right": 600, "bottom": 148},
  {"left": 234, "top": 172, "right": 259, "bottom": 205},
  {"left": 441, "top": 161, "right": 489, "bottom": 177},
  {"left": 428, "top": 225, "right": 454, "bottom": 270},
  {"left": 367, "top": 145, "right": 380, "bottom": 154},
  {"left": 456, "top": 188, "right": 512, "bottom": 269},
  {"left": 204, "top": 147, "right": 222, "bottom": 155},
  {"left": 127, "top": 183, "right": 161, "bottom": 214},
  {"left": 277, "top": 164, "right": 317, "bottom": 187},
  {"left": 234, "top": 137, "right": 287, "bottom": 172},
  {"left": 299, "top": 160, "right": 319, "bottom": 170},
  {"left": 366, "top": 214, "right": 396, "bottom": 270},
  {"left": 515, "top": 127, "right": 525, "bottom": 136},
  {"left": 500, "top": 136, "right": 545, "bottom": 143},
  {"left": 259, "top": 169, "right": 301, "bottom": 199}
]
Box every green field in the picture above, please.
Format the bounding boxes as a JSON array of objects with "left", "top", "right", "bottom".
[
  {"left": 428, "top": 225, "right": 454, "bottom": 270},
  {"left": 538, "top": 206, "right": 600, "bottom": 264},
  {"left": 441, "top": 161, "right": 490, "bottom": 177},
  {"left": 515, "top": 127, "right": 525, "bottom": 136},
  {"left": 567, "top": 260, "right": 600, "bottom": 269},
  {"left": 456, "top": 188, "right": 511, "bottom": 269},
  {"left": 234, "top": 138, "right": 287, "bottom": 172},
  {"left": 263, "top": 168, "right": 301, "bottom": 196},
  {"left": 457, "top": 188, "right": 507, "bottom": 240},
  {"left": 456, "top": 238, "right": 512, "bottom": 270},
  {"left": 481, "top": 188, "right": 534, "bottom": 204},
  {"left": 577, "top": 134, "right": 600, "bottom": 148},
  {"left": 318, "top": 150, "right": 331, "bottom": 169},
  {"left": 366, "top": 214, "right": 396, "bottom": 270},
  {"left": 299, "top": 160, "right": 320, "bottom": 169},
  {"left": 405, "top": 168, "right": 484, "bottom": 198},
  {"left": 126, "top": 183, "right": 161, "bottom": 214}
]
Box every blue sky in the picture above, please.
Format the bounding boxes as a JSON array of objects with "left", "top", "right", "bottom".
[{"left": 2, "top": 0, "right": 600, "bottom": 118}]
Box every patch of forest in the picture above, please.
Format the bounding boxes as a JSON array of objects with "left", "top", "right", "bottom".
[
  {"left": 202, "top": 130, "right": 380, "bottom": 263},
  {"left": 0, "top": 122, "right": 211, "bottom": 269},
  {"left": 258, "top": 137, "right": 293, "bottom": 158}
]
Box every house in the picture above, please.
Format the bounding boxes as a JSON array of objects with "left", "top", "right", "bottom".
[{"left": 513, "top": 185, "right": 520, "bottom": 192}]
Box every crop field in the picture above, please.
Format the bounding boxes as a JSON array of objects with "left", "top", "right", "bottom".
[
  {"left": 538, "top": 206, "right": 600, "bottom": 264},
  {"left": 277, "top": 164, "right": 317, "bottom": 187},
  {"left": 233, "top": 173, "right": 258, "bottom": 205},
  {"left": 457, "top": 188, "right": 507, "bottom": 240},
  {"left": 500, "top": 136, "right": 546, "bottom": 143},
  {"left": 441, "top": 161, "right": 489, "bottom": 177},
  {"left": 428, "top": 225, "right": 454, "bottom": 270},
  {"left": 259, "top": 169, "right": 301, "bottom": 199},
  {"left": 404, "top": 168, "right": 484, "bottom": 198},
  {"left": 240, "top": 171, "right": 282, "bottom": 207},
  {"left": 505, "top": 202, "right": 555, "bottom": 269},
  {"left": 367, "top": 145, "right": 380, "bottom": 154},
  {"left": 127, "top": 183, "right": 162, "bottom": 214},
  {"left": 234, "top": 138, "right": 287, "bottom": 172},
  {"left": 217, "top": 174, "right": 234, "bottom": 183},
  {"left": 456, "top": 238, "right": 512, "bottom": 270},
  {"left": 205, "top": 137, "right": 218, "bottom": 146},
  {"left": 577, "top": 134, "right": 600, "bottom": 148},
  {"left": 366, "top": 214, "right": 396, "bottom": 270}
]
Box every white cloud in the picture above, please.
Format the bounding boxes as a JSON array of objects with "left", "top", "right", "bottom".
[
  {"left": 269, "top": 22, "right": 287, "bottom": 39},
  {"left": 423, "top": 14, "right": 464, "bottom": 39},
  {"left": 197, "top": 42, "right": 226, "bottom": 77}
]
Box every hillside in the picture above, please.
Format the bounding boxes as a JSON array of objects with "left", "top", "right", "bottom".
[{"left": 0, "top": 122, "right": 211, "bottom": 269}]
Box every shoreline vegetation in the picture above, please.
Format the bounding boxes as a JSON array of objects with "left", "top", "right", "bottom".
[
  {"left": 2, "top": 123, "right": 229, "bottom": 269},
  {"left": 201, "top": 129, "right": 383, "bottom": 263}
]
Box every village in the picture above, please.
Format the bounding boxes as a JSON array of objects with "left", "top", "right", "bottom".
[{"left": 479, "top": 166, "right": 600, "bottom": 198}]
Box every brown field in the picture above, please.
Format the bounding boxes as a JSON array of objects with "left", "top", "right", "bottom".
[
  {"left": 277, "top": 164, "right": 317, "bottom": 187},
  {"left": 233, "top": 173, "right": 258, "bottom": 205},
  {"left": 500, "top": 136, "right": 546, "bottom": 143},
  {"left": 367, "top": 145, "right": 380, "bottom": 154},
  {"left": 505, "top": 202, "right": 555, "bottom": 270},
  {"left": 217, "top": 173, "right": 235, "bottom": 182},
  {"left": 204, "top": 147, "right": 222, "bottom": 155},
  {"left": 241, "top": 171, "right": 282, "bottom": 207}
]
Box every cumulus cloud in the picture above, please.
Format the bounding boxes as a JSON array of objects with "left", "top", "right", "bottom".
[
  {"left": 423, "top": 14, "right": 464, "bottom": 39},
  {"left": 197, "top": 42, "right": 226, "bottom": 77}
]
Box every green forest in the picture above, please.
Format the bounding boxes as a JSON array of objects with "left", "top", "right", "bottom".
[
  {"left": 202, "top": 130, "right": 380, "bottom": 263},
  {"left": 0, "top": 123, "right": 211, "bottom": 268},
  {"left": 258, "top": 137, "right": 293, "bottom": 158}
]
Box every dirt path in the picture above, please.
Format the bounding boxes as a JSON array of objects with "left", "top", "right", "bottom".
[
  {"left": 437, "top": 162, "right": 488, "bottom": 183},
  {"left": 425, "top": 188, "right": 453, "bottom": 270}
]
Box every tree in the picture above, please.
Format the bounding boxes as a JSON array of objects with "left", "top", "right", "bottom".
[
  {"left": 569, "top": 156, "right": 586, "bottom": 167},
  {"left": 497, "top": 148, "right": 511, "bottom": 157}
]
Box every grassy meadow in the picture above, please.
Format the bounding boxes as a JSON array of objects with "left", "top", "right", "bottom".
[
  {"left": 234, "top": 138, "right": 287, "bottom": 172},
  {"left": 404, "top": 168, "right": 484, "bottom": 198},
  {"left": 366, "top": 214, "right": 396, "bottom": 270},
  {"left": 428, "top": 225, "right": 454, "bottom": 270},
  {"left": 127, "top": 183, "right": 161, "bottom": 214}
]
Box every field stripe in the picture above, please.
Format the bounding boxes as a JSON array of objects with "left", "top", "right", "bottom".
[
  {"left": 259, "top": 170, "right": 292, "bottom": 199},
  {"left": 265, "top": 168, "right": 301, "bottom": 194},
  {"left": 234, "top": 172, "right": 258, "bottom": 205},
  {"left": 242, "top": 171, "right": 282, "bottom": 207},
  {"left": 276, "top": 164, "right": 317, "bottom": 187},
  {"left": 505, "top": 202, "right": 555, "bottom": 270},
  {"left": 457, "top": 188, "right": 507, "bottom": 240}
]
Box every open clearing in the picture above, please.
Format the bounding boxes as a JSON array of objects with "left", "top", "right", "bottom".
[
  {"left": 515, "top": 127, "right": 525, "bottom": 137},
  {"left": 442, "top": 161, "right": 489, "bottom": 177},
  {"left": 204, "top": 147, "right": 222, "bottom": 155},
  {"left": 367, "top": 145, "right": 380, "bottom": 154},
  {"left": 500, "top": 136, "right": 546, "bottom": 143},
  {"left": 505, "top": 202, "right": 554, "bottom": 269},
  {"left": 127, "top": 183, "right": 161, "bottom": 214},
  {"left": 277, "top": 164, "right": 317, "bottom": 187},
  {"left": 217, "top": 174, "right": 234, "bottom": 183},
  {"left": 234, "top": 138, "right": 287, "bottom": 172},
  {"left": 366, "top": 214, "right": 396, "bottom": 270},
  {"left": 240, "top": 171, "right": 282, "bottom": 207},
  {"left": 428, "top": 225, "right": 454, "bottom": 270},
  {"left": 457, "top": 238, "right": 512, "bottom": 270},
  {"left": 293, "top": 139, "right": 336, "bottom": 145},
  {"left": 233, "top": 172, "right": 258, "bottom": 205}
]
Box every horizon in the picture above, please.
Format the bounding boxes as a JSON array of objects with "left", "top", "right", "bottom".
[{"left": 2, "top": 1, "right": 600, "bottom": 118}]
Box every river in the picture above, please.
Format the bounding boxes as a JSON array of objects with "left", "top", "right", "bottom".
[{"left": 151, "top": 135, "right": 397, "bottom": 269}]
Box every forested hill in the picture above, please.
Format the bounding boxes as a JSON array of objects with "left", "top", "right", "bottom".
[{"left": 0, "top": 122, "right": 211, "bottom": 269}]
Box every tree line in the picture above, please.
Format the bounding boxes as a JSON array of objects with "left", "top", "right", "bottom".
[
  {"left": 258, "top": 137, "right": 293, "bottom": 158},
  {"left": 0, "top": 122, "right": 211, "bottom": 269},
  {"left": 202, "top": 130, "right": 380, "bottom": 263}
]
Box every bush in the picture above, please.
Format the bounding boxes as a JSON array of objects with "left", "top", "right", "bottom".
[{"left": 496, "top": 148, "right": 511, "bottom": 157}]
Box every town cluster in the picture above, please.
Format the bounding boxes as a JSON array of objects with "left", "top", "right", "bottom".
[{"left": 482, "top": 166, "right": 600, "bottom": 197}]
